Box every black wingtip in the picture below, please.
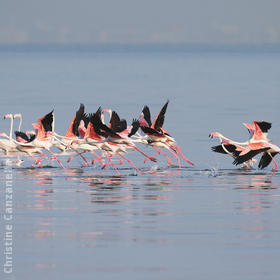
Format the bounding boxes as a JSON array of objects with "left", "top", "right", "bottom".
[
  {"left": 255, "top": 121, "right": 272, "bottom": 133},
  {"left": 128, "top": 119, "right": 140, "bottom": 137}
]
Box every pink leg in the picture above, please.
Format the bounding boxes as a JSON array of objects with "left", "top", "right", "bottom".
[
  {"left": 127, "top": 144, "right": 157, "bottom": 162},
  {"left": 90, "top": 150, "right": 106, "bottom": 168},
  {"left": 106, "top": 155, "right": 122, "bottom": 176},
  {"left": 67, "top": 150, "right": 88, "bottom": 164},
  {"left": 117, "top": 153, "right": 143, "bottom": 175},
  {"left": 270, "top": 154, "right": 278, "bottom": 170},
  {"left": 102, "top": 153, "right": 123, "bottom": 170},
  {"left": 166, "top": 153, "right": 176, "bottom": 165},
  {"left": 170, "top": 145, "right": 194, "bottom": 166},
  {"left": 167, "top": 149, "right": 181, "bottom": 168},
  {"left": 81, "top": 161, "right": 92, "bottom": 168},
  {"left": 267, "top": 169, "right": 276, "bottom": 182},
  {"left": 46, "top": 149, "right": 65, "bottom": 169},
  {"left": 31, "top": 154, "right": 45, "bottom": 168},
  {"left": 154, "top": 146, "right": 177, "bottom": 166},
  {"left": 144, "top": 147, "right": 160, "bottom": 163}
]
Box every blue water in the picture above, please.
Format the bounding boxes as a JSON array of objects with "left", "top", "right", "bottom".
[{"left": 1, "top": 45, "right": 280, "bottom": 280}]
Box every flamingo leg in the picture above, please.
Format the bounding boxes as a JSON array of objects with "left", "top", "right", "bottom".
[
  {"left": 36, "top": 151, "right": 65, "bottom": 169},
  {"left": 166, "top": 153, "right": 176, "bottom": 165},
  {"left": 67, "top": 150, "right": 88, "bottom": 163},
  {"left": 90, "top": 150, "right": 105, "bottom": 167},
  {"left": 270, "top": 154, "right": 278, "bottom": 170},
  {"left": 31, "top": 154, "right": 44, "bottom": 168},
  {"left": 81, "top": 160, "right": 92, "bottom": 168},
  {"left": 144, "top": 147, "right": 160, "bottom": 163},
  {"left": 154, "top": 146, "right": 177, "bottom": 166},
  {"left": 166, "top": 148, "right": 181, "bottom": 168},
  {"left": 102, "top": 153, "right": 123, "bottom": 170},
  {"left": 106, "top": 155, "right": 122, "bottom": 176},
  {"left": 46, "top": 149, "right": 65, "bottom": 169},
  {"left": 170, "top": 145, "right": 194, "bottom": 166},
  {"left": 117, "top": 153, "right": 143, "bottom": 175},
  {"left": 127, "top": 144, "right": 157, "bottom": 162}
]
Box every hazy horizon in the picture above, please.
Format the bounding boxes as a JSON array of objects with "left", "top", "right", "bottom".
[{"left": 1, "top": 0, "right": 280, "bottom": 46}]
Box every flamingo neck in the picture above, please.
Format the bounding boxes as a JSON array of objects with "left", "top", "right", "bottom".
[{"left": 9, "top": 116, "right": 14, "bottom": 140}]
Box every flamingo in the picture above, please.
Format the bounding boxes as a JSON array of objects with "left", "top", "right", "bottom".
[
  {"left": 65, "top": 108, "right": 116, "bottom": 168},
  {"left": 59, "top": 105, "right": 106, "bottom": 166},
  {"left": 136, "top": 101, "right": 194, "bottom": 167},
  {"left": 233, "top": 121, "right": 279, "bottom": 169},
  {"left": 210, "top": 123, "right": 258, "bottom": 168},
  {"left": 15, "top": 111, "right": 65, "bottom": 168},
  {"left": 240, "top": 122, "right": 279, "bottom": 170},
  {"left": 210, "top": 121, "right": 279, "bottom": 170},
  {"left": 88, "top": 108, "right": 156, "bottom": 174},
  {"left": 0, "top": 114, "right": 19, "bottom": 153},
  {"left": 51, "top": 103, "right": 88, "bottom": 154}
]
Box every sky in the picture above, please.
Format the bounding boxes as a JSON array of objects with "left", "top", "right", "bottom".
[{"left": 1, "top": 0, "right": 280, "bottom": 45}]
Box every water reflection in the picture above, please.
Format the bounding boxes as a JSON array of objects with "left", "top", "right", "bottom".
[
  {"left": 17, "top": 168, "right": 54, "bottom": 185},
  {"left": 234, "top": 173, "right": 278, "bottom": 189},
  {"left": 231, "top": 173, "right": 279, "bottom": 213}
]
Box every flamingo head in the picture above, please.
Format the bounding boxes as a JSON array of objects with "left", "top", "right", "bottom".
[
  {"left": 209, "top": 132, "right": 222, "bottom": 139},
  {"left": 4, "top": 114, "right": 13, "bottom": 120}
]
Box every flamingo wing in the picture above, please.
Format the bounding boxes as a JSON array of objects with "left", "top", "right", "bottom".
[
  {"left": 258, "top": 152, "right": 277, "bottom": 169},
  {"left": 152, "top": 100, "right": 169, "bottom": 131},
  {"left": 233, "top": 147, "right": 270, "bottom": 165},
  {"left": 110, "top": 111, "right": 127, "bottom": 133},
  {"left": 40, "top": 110, "right": 54, "bottom": 133},
  {"left": 139, "top": 106, "right": 152, "bottom": 127},
  {"left": 15, "top": 131, "right": 36, "bottom": 143},
  {"left": 15, "top": 131, "right": 29, "bottom": 142},
  {"left": 90, "top": 110, "right": 120, "bottom": 138},
  {"left": 243, "top": 123, "right": 255, "bottom": 137},
  {"left": 211, "top": 144, "right": 241, "bottom": 156},
  {"left": 109, "top": 111, "right": 120, "bottom": 127},
  {"left": 254, "top": 121, "right": 271, "bottom": 133},
  {"left": 140, "top": 126, "right": 162, "bottom": 136},
  {"left": 72, "top": 104, "right": 85, "bottom": 136},
  {"left": 128, "top": 119, "right": 140, "bottom": 137}
]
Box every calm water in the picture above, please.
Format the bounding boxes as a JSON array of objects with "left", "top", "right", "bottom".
[{"left": 1, "top": 45, "right": 280, "bottom": 280}]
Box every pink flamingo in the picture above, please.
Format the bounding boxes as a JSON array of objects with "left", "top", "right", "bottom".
[
  {"left": 210, "top": 121, "right": 279, "bottom": 170},
  {"left": 233, "top": 121, "right": 279, "bottom": 169},
  {"left": 89, "top": 108, "right": 156, "bottom": 174},
  {"left": 16, "top": 111, "right": 65, "bottom": 168},
  {"left": 0, "top": 114, "right": 19, "bottom": 153},
  {"left": 137, "top": 101, "right": 194, "bottom": 167}
]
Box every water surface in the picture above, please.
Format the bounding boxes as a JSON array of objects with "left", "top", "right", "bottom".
[{"left": 1, "top": 45, "right": 280, "bottom": 280}]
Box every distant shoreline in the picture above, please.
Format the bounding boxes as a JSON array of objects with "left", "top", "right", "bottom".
[{"left": 0, "top": 43, "right": 279, "bottom": 53}]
